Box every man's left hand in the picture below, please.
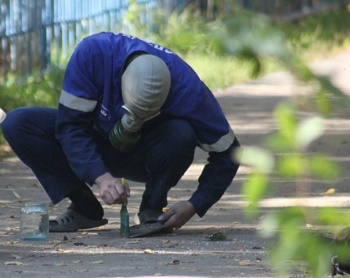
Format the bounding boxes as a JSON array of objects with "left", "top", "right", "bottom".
[{"left": 158, "top": 201, "right": 196, "bottom": 229}]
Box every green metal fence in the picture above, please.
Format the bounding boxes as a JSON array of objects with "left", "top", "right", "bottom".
[{"left": 0, "top": 0, "right": 345, "bottom": 83}]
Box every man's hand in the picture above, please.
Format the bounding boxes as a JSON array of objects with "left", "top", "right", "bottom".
[
  {"left": 95, "top": 173, "right": 130, "bottom": 205},
  {"left": 158, "top": 201, "right": 196, "bottom": 229}
]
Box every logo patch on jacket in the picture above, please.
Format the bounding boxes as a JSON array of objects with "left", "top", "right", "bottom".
[{"left": 100, "top": 105, "right": 111, "bottom": 120}]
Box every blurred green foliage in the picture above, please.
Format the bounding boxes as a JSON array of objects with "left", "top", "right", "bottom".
[
  {"left": 282, "top": 10, "right": 350, "bottom": 59},
  {"left": 236, "top": 101, "right": 347, "bottom": 277},
  {"left": 205, "top": 7, "right": 350, "bottom": 278},
  {"left": 227, "top": 14, "right": 350, "bottom": 272},
  {"left": 154, "top": 9, "right": 350, "bottom": 89},
  {"left": 0, "top": 68, "right": 62, "bottom": 111},
  {"left": 0, "top": 67, "right": 63, "bottom": 145}
]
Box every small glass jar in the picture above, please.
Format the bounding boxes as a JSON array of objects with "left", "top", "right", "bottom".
[{"left": 19, "top": 202, "right": 49, "bottom": 241}]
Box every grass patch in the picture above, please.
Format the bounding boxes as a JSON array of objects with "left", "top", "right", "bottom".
[
  {"left": 183, "top": 10, "right": 350, "bottom": 91},
  {"left": 185, "top": 54, "right": 282, "bottom": 90},
  {"left": 279, "top": 10, "right": 350, "bottom": 60},
  {"left": 184, "top": 54, "right": 247, "bottom": 90},
  {"left": 0, "top": 68, "right": 63, "bottom": 159}
]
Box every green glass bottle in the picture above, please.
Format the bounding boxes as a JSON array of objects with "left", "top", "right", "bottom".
[
  {"left": 120, "top": 178, "right": 130, "bottom": 237},
  {"left": 120, "top": 203, "right": 130, "bottom": 237}
]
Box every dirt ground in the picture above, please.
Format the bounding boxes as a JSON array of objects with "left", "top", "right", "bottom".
[{"left": 0, "top": 49, "right": 349, "bottom": 278}]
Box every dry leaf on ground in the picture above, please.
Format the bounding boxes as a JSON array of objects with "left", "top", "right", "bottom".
[
  {"left": 90, "top": 260, "right": 103, "bottom": 264},
  {"left": 54, "top": 262, "right": 66, "bottom": 266},
  {"left": 239, "top": 260, "right": 251, "bottom": 266},
  {"left": 5, "top": 261, "right": 26, "bottom": 266}
]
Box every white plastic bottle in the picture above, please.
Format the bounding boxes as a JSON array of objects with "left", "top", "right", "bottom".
[{"left": 0, "top": 108, "right": 6, "bottom": 123}]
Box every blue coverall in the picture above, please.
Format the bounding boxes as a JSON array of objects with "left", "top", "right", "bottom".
[{"left": 1, "top": 32, "right": 240, "bottom": 217}]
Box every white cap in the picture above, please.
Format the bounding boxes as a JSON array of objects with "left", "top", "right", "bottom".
[{"left": 0, "top": 108, "right": 6, "bottom": 124}]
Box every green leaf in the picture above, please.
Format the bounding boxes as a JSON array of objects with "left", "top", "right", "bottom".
[
  {"left": 309, "top": 154, "right": 340, "bottom": 180},
  {"left": 295, "top": 116, "right": 324, "bottom": 150},
  {"left": 316, "top": 91, "right": 332, "bottom": 116},
  {"left": 265, "top": 133, "right": 294, "bottom": 152},
  {"left": 274, "top": 102, "right": 297, "bottom": 144},
  {"left": 242, "top": 172, "right": 269, "bottom": 218},
  {"left": 235, "top": 147, "right": 274, "bottom": 173},
  {"left": 318, "top": 208, "right": 350, "bottom": 226},
  {"left": 243, "top": 172, "right": 268, "bottom": 203},
  {"left": 259, "top": 213, "right": 279, "bottom": 238},
  {"left": 277, "top": 154, "right": 306, "bottom": 177}
]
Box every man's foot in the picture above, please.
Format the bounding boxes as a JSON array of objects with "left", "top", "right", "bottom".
[
  {"left": 137, "top": 209, "right": 163, "bottom": 224},
  {"left": 49, "top": 209, "right": 108, "bottom": 232},
  {"left": 130, "top": 209, "right": 173, "bottom": 237}
]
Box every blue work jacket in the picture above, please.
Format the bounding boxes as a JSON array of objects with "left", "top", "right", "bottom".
[{"left": 56, "top": 32, "right": 238, "bottom": 216}]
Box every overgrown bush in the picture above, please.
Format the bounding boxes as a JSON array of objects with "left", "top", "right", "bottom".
[{"left": 0, "top": 67, "right": 63, "bottom": 145}]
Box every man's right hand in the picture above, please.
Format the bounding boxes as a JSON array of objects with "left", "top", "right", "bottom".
[
  {"left": 94, "top": 173, "right": 130, "bottom": 205},
  {"left": 158, "top": 201, "right": 196, "bottom": 229}
]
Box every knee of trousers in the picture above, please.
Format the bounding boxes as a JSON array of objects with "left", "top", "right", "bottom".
[
  {"left": 162, "top": 119, "right": 197, "bottom": 154},
  {"left": 1, "top": 108, "right": 29, "bottom": 141},
  {"left": 2, "top": 107, "right": 53, "bottom": 145},
  {"left": 144, "top": 119, "right": 197, "bottom": 172}
]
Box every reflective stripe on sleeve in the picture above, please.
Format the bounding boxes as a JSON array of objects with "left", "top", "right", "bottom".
[
  {"left": 59, "top": 90, "right": 97, "bottom": 112},
  {"left": 199, "top": 128, "right": 235, "bottom": 152}
]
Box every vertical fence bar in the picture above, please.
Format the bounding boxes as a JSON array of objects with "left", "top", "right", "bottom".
[
  {"left": 0, "top": 1, "right": 9, "bottom": 82},
  {"left": 9, "top": 1, "right": 15, "bottom": 72}
]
